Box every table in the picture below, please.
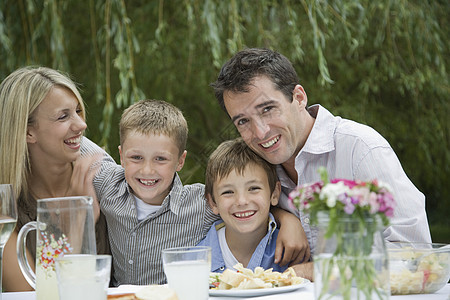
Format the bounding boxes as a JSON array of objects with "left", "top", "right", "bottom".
[{"left": 3, "top": 283, "right": 449, "bottom": 299}]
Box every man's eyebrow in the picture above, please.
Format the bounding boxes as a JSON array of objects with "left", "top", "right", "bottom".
[
  {"left": 231, "top": 100, "right": 276, "bottom": 123},
  {"left": 231, "top": 113, "right": 244, "bottom": 123},
  {"left": 255, "top": 100, "right": 276, "bottom": 110}
]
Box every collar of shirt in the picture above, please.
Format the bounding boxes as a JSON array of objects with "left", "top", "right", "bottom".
[
  {"left": 112, "top": 166, "right": 130, "bottom": 198},
  {"left": 210, "top": 213, "right": 277, "bottom": 272},
  {"left": 302, "top": 104, "right": 337, "bottom": 154},
  {"left": 277, "top": 104, "right": 338, "bottom": 188},
  {"left": 165, "top": 173, "right": 185, "bottom": 215}
]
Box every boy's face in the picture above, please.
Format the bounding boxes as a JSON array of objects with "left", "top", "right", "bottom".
[
  {"left": 207, "top": 163, "right": 280, "bottom": 237},
  {"left": 119, "top": 130, "right": 186, "bottom": 205}
]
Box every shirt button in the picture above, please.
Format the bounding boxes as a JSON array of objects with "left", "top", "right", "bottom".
[
  {"left": 304, "top": 217, "right": 310, "bottom": 224},
  {"left": 130, "top": 205, "right": 135, "bottom": 210},
  {"left": 132, "top": 231, "right": 137, "bottom": 236},
  {"left": 220, "top": 266, "right": 225, "bottom": 271},
  {"left": 128, "top": 259, "right": 133, "bottom": 265}
]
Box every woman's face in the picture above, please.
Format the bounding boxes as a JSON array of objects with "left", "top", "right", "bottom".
[{"left": 26, "top": 86, "right": 87, "bottom": 165}]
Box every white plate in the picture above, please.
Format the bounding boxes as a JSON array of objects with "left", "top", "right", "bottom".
[{"left": 209, "top": 279, "right": 310, "bottom": 297}]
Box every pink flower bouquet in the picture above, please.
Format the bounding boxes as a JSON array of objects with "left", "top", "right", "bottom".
[
  {"left": 289, "top": 167, "right": 396, "bottom": 300},
  {"left": 289, "top": 167, "right": 395, "bottom": 237}
]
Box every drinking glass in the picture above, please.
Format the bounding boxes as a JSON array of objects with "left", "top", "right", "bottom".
[
  {"left": 162, "top": 246, "right": 211, "bottom": 300},
  {"left": 0, "top": 184, "right": 17, "bottom": 300},
  {"left": 55, "top": 254, "right": 112, "bottom": 300}
]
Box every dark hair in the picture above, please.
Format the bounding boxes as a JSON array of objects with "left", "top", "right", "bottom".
[
  {"left": 205, "top": 137, "right": 278, "bottom": 201},
  {"left": 211, "top": 48, "right": 299, "bottom": 111}
]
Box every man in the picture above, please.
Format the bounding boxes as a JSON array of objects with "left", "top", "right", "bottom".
[{"left": 211, "top": 48, "right": 432, "bottom": 279}]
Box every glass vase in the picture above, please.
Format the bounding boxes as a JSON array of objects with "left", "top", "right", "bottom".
[{"left": 313, "top": 212, "right": 390, "bottom": 300}]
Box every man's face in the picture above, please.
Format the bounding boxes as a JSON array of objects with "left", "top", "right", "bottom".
[{"left": 223, "top": 76, "right": 309, "bottom": 166}]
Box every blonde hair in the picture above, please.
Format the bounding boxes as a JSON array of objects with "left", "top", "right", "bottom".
[
  {"left": 205, "top": 138, "right": 278, "bottom": 200},
  {"left": 119, "top": 99, "right": 188, "bottom": 157},
  {"left": 0, "top": 66, "right": 85, "bottom": 204}
]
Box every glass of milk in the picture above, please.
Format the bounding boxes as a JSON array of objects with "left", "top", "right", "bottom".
[
  {"left": 162, "top": 246, "right": 211, "bottom": 300},
  {"left": 55, "top": 254, "right": 112, "bottom": 300}
]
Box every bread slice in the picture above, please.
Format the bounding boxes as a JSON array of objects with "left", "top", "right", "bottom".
[
  {"left": 219, "top": 269, "right": 247, "bottom": 288},
  {"left": 135, "top": 285, "right": 178, "bottom": 300},
  {"left": 107, "top": 293, "right": 136, "bottom": 300}
]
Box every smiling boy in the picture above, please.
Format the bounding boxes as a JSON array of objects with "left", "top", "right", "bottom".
[
  {"left": 198, "top": 138, "right": 287, "bottom": 273},
  {"left": 92, "top": 99, "right": 218, "bottom": 285}
]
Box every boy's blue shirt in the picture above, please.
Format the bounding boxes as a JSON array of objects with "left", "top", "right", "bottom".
[{"left": 197, "top": 213, "right": 287, "bottom": 273}]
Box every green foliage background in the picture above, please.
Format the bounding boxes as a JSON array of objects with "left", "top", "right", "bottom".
[{"left": 1, "top": 0, "right": 448, "bottom": 242}]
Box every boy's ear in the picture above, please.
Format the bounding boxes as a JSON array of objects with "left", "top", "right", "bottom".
[
  {"left": 270, "top": 181, "right": 281, "bottom": 206},
  {"left": 206, "top": 193, "right": 220, "bottom": 215},
  {"left": 176, "top": 150, "right": 187, "bottom": 172},
  {"left": 118, "top": 145, "right": 124, "bottom": 166}
]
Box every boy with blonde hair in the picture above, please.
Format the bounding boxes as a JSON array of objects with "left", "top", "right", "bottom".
[
  {"left": 198, "top": 138, "right": 287, "bottom": 273},
  {"left": 93, "top": 99, "right": 218, "bottom": 285}
]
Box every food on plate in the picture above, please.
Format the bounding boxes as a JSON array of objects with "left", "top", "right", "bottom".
[
  {"left": 107, "top": 285, "right": 178, "bottom": 300},
  {"left": 390, "top": 249, "right": 450, "bottom": 294},
  {"left": 209, "top": 263, "right": 305, "bottom": 290}
]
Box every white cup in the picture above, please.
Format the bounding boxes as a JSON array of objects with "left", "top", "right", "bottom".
[
  {"left": 162, "top": 246, "right": 211, "bottom": 300},
  {"left": 55, "top": 254, "right": 112, "bottom": 300}
]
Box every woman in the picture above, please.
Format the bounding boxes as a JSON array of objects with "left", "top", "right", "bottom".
[{"left": 0, "top": 66, "right": 112, "bottom": 291}]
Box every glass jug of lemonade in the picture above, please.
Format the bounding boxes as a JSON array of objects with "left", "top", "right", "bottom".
[{"left": 17, "top": 196, "right": 96, "bottom": 300}]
